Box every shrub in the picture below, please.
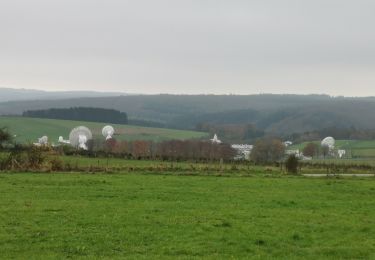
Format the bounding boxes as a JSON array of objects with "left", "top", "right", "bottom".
[
  {"left": 49, "top": 157, "right": 64, "bottom": 171},
  {"left": 285, "top": 154, "right": 299, "bottom": 174},
  {"left": 26, "top": 146, "right": 46, "bottom": 169},
  {"left": 0, "top": 127, "right": 12, "bottom": 149},
  {"left": 0, "top": 145, "right": 49, "bottom": 171}
]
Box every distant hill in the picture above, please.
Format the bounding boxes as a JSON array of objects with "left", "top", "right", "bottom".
[
  {"left": 0, "top": 116, "right": 207, "bottom": 143},
  {"left": 0, "top": 87, "right": 126, "bottom": 102},
  {"left": 2, "top": 94, "right": 375, "bottom": 135}
]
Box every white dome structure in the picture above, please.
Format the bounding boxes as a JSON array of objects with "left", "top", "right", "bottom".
[
  {"left": 321, "top": 137, "right": 335, "bottom": 150},
  {"left": 102, "top": 125, "right": 115, "bottom": 140},
  {"left": 69, "top": 126, "right": 93, "bottom": 150}
]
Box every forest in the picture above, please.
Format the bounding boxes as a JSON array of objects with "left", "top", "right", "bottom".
[{"left": 22, "top": 107, "right": 128, "bottom": 124}]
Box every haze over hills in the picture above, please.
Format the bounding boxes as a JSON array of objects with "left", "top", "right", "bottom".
[
  {"left": 2, "top": 93, "right": 375, "bottom": 135},
  {"left": 0, "top": 87, "right": 127, "bottom": 102}
]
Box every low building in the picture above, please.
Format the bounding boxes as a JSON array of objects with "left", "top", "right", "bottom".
[
  {"left": 338, "top": 149, "right": 346, "bottom": 158},
  {"left": 231, "top": 144, "right": 253, "bottom": 160},
  {"left": 210, "top": 134, "right": 222, "bottom": 144},
  {"left": 284, "top": 141, "right": 293, "bottom": 147}
]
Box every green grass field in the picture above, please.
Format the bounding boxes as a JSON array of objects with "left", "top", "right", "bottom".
[
  {"left": 0, "top": 173, "right": 374, "bottom": 259},
  {"left": 0, "top": 116, "right": 208, "bottom": 143}
]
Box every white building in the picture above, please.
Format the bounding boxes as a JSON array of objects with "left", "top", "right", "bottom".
[
  {"left": 284, "top": 141, "right": 293, "bottom": 147},
  {"left": 210, "top": 134, "right": 222, "bottom": 144},
  {"left": 338, "top": 149, "right": 346, "bottom": 158},
  {"left": 231, "top": 144, "right": 253, "bottom": 160}
]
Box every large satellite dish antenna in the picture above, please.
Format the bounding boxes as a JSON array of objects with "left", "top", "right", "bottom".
[
  {"left": 321, "top": 137, "right": 335, "bottom": 150},
  {"left": 69, "top": 126, "right": 93, "bottom": 150},
  {"left": 102, "top": 125, "right": 115, "bottom": 140}
]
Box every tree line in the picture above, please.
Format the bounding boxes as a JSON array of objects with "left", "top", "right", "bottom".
[
  {"left": 91, "top": 136, "right": 288, "bottom": 164},
  {"left": 196, "top": 123, "right": 265, "bottom": 143},
  {"left": 0, "top": 126, "right": 285, "bottom": 164},
  {"left": 22, "top": 107, "right": 128, "bottom": 124},
  {"left": 85, "top": 139, "right": 236, "bottom": 161}
]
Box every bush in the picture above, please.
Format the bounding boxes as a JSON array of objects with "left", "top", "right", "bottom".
[
  {"left": 0, "top": 127, "right": 12, "bottom": 149},
  {"left": 26, "top": 146, "right": 47, "bottom": 169},
  {"left": 285, "top": 154, "right": 299, "bottom": 174},
  {"left": 49, "top": 157, "right": 64, "bottom": 171},
  {"left": 0, "top": 145, "right": 49, "bottom": 171},
  {"left": 0, "top": 153, "right": 10, "bottom": 170}
]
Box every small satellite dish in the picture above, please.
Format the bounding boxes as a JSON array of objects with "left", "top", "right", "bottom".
[
  {"left": 33, "top": 135, "right": 48, "bottom": 146},
  {"left": 102, "top": 125, "right": 115, "bottom": 140},
  {"left": 38, "top": 136, "right": 48, "bottom": 145},
  {"left": 321, "top": 137, "right": 335, "bottom": 149},
  {"left": 69, "top": 126, "right": 93, "bottom": 150},
  {"left": 58, "top": 136, "right": 70, "bottom": 144}
]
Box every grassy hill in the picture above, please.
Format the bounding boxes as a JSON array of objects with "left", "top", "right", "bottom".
[{"left": 0, "top": 116, "right": 208, "bottom": 143}]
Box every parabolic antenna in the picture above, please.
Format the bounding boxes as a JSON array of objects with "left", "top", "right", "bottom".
[
  {"left": 33, "top": 135, "right": 48, "bottom": 146},
  {"left": 321, "top": 137, "right": 335, "bottom": 149},
  {"left": 38, "top": 136, "right": 48, "bottom": 145},
  {"left": 102, "top": 125, "right": 115, "bottom": 140},
  {"left": 69, "top": 126, "right": 93, "bottom": 150},
  {"left": 58, "top": 136, "right": 70, "bottom": 144}
]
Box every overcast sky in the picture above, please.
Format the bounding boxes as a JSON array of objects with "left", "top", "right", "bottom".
[{"left": 0, "top": 0, "right": 374, "bottom": 96}]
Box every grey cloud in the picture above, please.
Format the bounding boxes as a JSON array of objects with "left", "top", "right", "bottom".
[{"left": 0, "top": 0, "right": 374, "bottom": 95}]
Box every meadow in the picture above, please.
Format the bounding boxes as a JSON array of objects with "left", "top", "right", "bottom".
[
  {"left": 1, "top": 172, "right": 375, "bottom": 259},
  {"left": 1, "top": 116, "right": 375, "bottom": 258},
  {"left": 0, "top": 116, "right": 208, "bottom": 143}
]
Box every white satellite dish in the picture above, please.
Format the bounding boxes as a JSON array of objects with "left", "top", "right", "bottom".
[
  {"left": 102, "top": 125, "right": 115, "bottom": 140},
  {"left": 33, "top": 135, "right": 48, "bottom": 146},
  {"left": 321, "top": 137, "right": 335, "bottom": 149},
  {"left": 69, "top": 126, "right": 93, "bottom": 150},
  {"left": 58, "top": 136, "right": 70, "bottom": 144},
  {"left": 38, "top": 136, "right": 48, "bottom": 145}
]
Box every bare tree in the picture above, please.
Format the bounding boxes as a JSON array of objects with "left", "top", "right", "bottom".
[
  {"left": 303, "top": 142, "right": 319, "bottom": 157},
  {"left": 251, "top": 138, "right": 285, "bottom": 164}
]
